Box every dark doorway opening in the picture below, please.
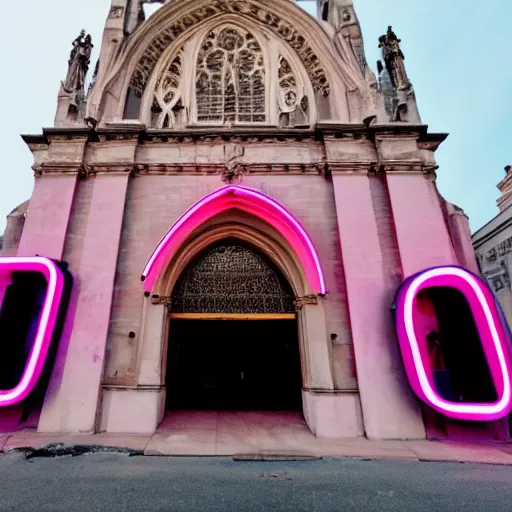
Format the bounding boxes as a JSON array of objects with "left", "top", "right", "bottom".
[
  {"left": 166, "top": 319, "right": 302, "bottom": 411},
  {"left": 424, "top": 287, "right": 497, "bottom": 403}
]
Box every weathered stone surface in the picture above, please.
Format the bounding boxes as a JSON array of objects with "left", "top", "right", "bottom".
[{"left": 9, "top": 0, "right": 493, "bottom": 445}]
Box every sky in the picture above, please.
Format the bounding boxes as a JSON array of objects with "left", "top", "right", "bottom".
[{"left": 0, "top": 0, "right": 510, "bottom": 234}]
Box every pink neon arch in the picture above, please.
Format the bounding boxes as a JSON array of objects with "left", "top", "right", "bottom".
[
  {"left": 141, "top": 185, "right": 326, "bottom": 295},
  {"left": 394, "top": 266, "right": 512, "bottom": 422}
]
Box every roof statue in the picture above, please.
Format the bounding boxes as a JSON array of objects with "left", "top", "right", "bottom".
[
  {"left": 377, "top": 26, "right": 420, "bottom": 122},
  {"left": 63, "top": 30, "right": 94, "bottom": 95},
  {"left": 378, "top": 26, "right": 409, "bottom": 91}
]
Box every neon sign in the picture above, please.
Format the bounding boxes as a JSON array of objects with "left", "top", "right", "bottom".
[
  {"left": 0, "top": 257, "right": 70, "bottom": 407},
  {"left": 141, "top": 185, "right": 326, "bottom": 295},
  {"left": 394, "top": 266, "right": 512, "bottom": 421}
]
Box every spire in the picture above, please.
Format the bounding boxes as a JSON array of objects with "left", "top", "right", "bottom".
[{"left": 316, "top": 0, "right": 367, "bottom": 74}]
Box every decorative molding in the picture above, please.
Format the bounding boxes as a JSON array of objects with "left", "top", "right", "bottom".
[
  {"left": 23, "top": 125, "right": 447, "bottom": 178},
  {"left": 109, "top": 6, "right": 124, "bottom": 18},
  {"left": 151, "top": 294, "right": 172, "bottom": 313},
  {"left": 417, "top": 140, "right": 442, "bottom": 152},
  {"left": 328, "top": 161, "right": 437, "bottom": 176},
  {"left": 133, "top": 162, "right": 322, "bottom": 176},
  {"left": 303, "top": 388, "right": 359, "bottom": 394},
  {"left": 35, "top": 163, "right": 138, "bottom": 178},
  {"left": 34, "top": 163, "right": 87, "bottom": 177},
  {"left": 96, "top": 132, "right": 141, "bottom": 142},
  {"left": 130, "top": 0, "right": 330, "bottom": 98},
  {"left": 294, "top": 294, "right": 318, "bottom": 310}
]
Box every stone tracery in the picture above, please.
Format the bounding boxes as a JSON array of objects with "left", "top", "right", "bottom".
[
  {"left": 152, "top": 48, "right": 185, "bottom": 128},
  {"left": 145, "top": 23, "right": 313, "bottom": 127},
  {"left": 129, "top": 0, "right": 330, "bottom": 101},
  {"left": 195, "top": 27, "right": 266, "bottom": 124},
  {"left": 277, "top": 56, "right": 308, "bottom": 127}
]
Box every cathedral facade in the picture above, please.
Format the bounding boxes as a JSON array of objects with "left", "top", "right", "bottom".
[{"left": 1, "top": 0, "right": 510, "bottom": 442}]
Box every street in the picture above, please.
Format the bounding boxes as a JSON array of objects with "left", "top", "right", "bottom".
[{"left": 0, "top": 453, "right": 511, "bottom": 511}]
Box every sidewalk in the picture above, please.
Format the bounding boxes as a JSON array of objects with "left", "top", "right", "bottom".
[
  {"left": 3, "top": 431, "right": 512, "bottom": 465},
  {"left": 2, "top": 410, "right": 512, "bottom": 465}
]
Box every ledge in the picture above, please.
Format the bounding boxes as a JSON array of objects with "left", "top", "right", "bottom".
[{"left": 20, "top": 124, "right": 449, "bottom": 149}]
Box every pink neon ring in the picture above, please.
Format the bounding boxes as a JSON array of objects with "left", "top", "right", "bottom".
[
  {"left": 0, "top": 257, "right": 67, "bottom": 407},
  {"left": 394, "top": 266, "right": 512, "bottom": 421}
]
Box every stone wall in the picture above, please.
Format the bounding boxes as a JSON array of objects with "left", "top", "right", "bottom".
[{"left": 103, "top": 173, "right": 356, "bottom": 391}]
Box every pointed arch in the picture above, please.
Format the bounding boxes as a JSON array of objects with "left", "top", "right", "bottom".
[
  {"left": 141, "top": 186, "right": 326, "bottom": 295},
  {"left": 86, "top": 0, "right": 370, "bottom": 124}
]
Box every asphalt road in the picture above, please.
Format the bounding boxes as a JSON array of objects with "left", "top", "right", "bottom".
[{"left": 0, "top": 453, "right": 511, "bottom": 511}]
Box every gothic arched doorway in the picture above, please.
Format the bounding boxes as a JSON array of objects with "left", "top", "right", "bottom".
[{"left": 166, "top": 238, "right": 302, "bottom": 411}]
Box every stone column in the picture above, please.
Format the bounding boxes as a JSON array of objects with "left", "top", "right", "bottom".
[
  {"left": 18, "top": 134, "right": 88, "bottom": 260},
  {"left": 137, "top": 299, "right": 168, "bottom": 387},
  {"left": 38, "top": 133, "right": 138, "bottom": 433},
  {"left": 2, "top": 134, "right": 85, "bottom": 430},
  {"left": 386, "top": 172, "right": 457, "bottom": 275},
  {"left": 297, "top": 297, "right": 334, "bottom": 391},
  {"left": 331, "top": 170, "right": 425, "bottom": 439},
  {"left": 38, "top": 172, "right": 129, "bottom": 432},
  {"left": 298, "top": 296, "right": 364, "bottom": 438},
  {"left": 378, "top": 133, "right": 457, "bottom": 275}
]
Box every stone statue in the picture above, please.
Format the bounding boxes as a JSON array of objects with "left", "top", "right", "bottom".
[
  {"left": 223, "top": 144, "right": 245, "bottom": 183},
  {"left": 378, "top": 26, "right": 409, "bottom": 91},
  {"left": 63, "top": 30, "right": 94, "bottom": 94}
]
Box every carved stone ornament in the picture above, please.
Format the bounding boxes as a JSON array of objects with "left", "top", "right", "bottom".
[
  {"left": 294, "top": 294, "right": 318, "bottom": 310},
  {"left": 63, "top": 30, "right": 94, "bottom": 95},
  {"left": 222, "top": 143, "right": 245, "bottom": 183},
  {"left": 151, "top": 294, "right": 172, "bottom": 312},
  {"left": 109, "top": 6, "right": 124, "bottom": 18},
  {"left": 130, "top": 0, "right": 330, "bottom": 98}
]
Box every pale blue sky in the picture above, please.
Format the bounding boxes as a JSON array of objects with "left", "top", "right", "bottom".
[{"left": 0, "top": 0, "right": 510, "bottom": 233}]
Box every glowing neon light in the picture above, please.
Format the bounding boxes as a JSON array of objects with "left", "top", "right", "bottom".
[
  {"left": 0, "top": 257, "right": 67, "bottom": 407},
  {"left": 141, "top": 185, "right": 326, "bottom": 294},
  {"left": 394, "top": 266, "right": 512, "bottom": 421}
]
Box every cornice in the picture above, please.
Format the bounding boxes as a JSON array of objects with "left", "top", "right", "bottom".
[
  {"left": 22, "top": 123, "right": 448, "bottom": 177},
  {"left": 132, "top": 162, "right": 324, "bottom": 176},
  {"left": 318, "top": 123, "right": 448, "bottom": 150},
  {"left": 21, "top": 134, "right": 48, "bottom": 146},
  {"left": 328, "top": 161, "right": 438, "bottom": 176},
  {"left": 23, "top": 123, "right": 448, "bottom": 146},
  {"left": 43, "top": 127, "right": 94, "bottom": 142}
]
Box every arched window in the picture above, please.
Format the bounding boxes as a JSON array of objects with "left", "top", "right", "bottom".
[
  {"left": 195, "top": 27, "right": 266, "bottom": 124},
  {"left": 171, "top": 240, "right": 295, "bottom": 314},
  {"left": 141, "top": 23, "right": 315, "bottom": 128}
]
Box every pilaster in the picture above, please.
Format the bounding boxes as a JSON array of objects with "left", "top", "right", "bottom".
[
  {"left": 17, "top": 133, "right": 89, "bottom": 260},
  {"left": 297, "top": 297, "right": 334, "bottom": 391},
  {"left": 378, "top": 132, "right": 457, "bottom": 275},
  {"left": 37, "top": 132, "right": 138, "bottom": 433},
  {"left": 330, "top": 158, "right": 425, "bottom": 439}
]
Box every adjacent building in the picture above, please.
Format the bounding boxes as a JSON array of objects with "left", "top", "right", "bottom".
[{"left": 473, "top": 166, "right": 512, "bottom": 327}]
